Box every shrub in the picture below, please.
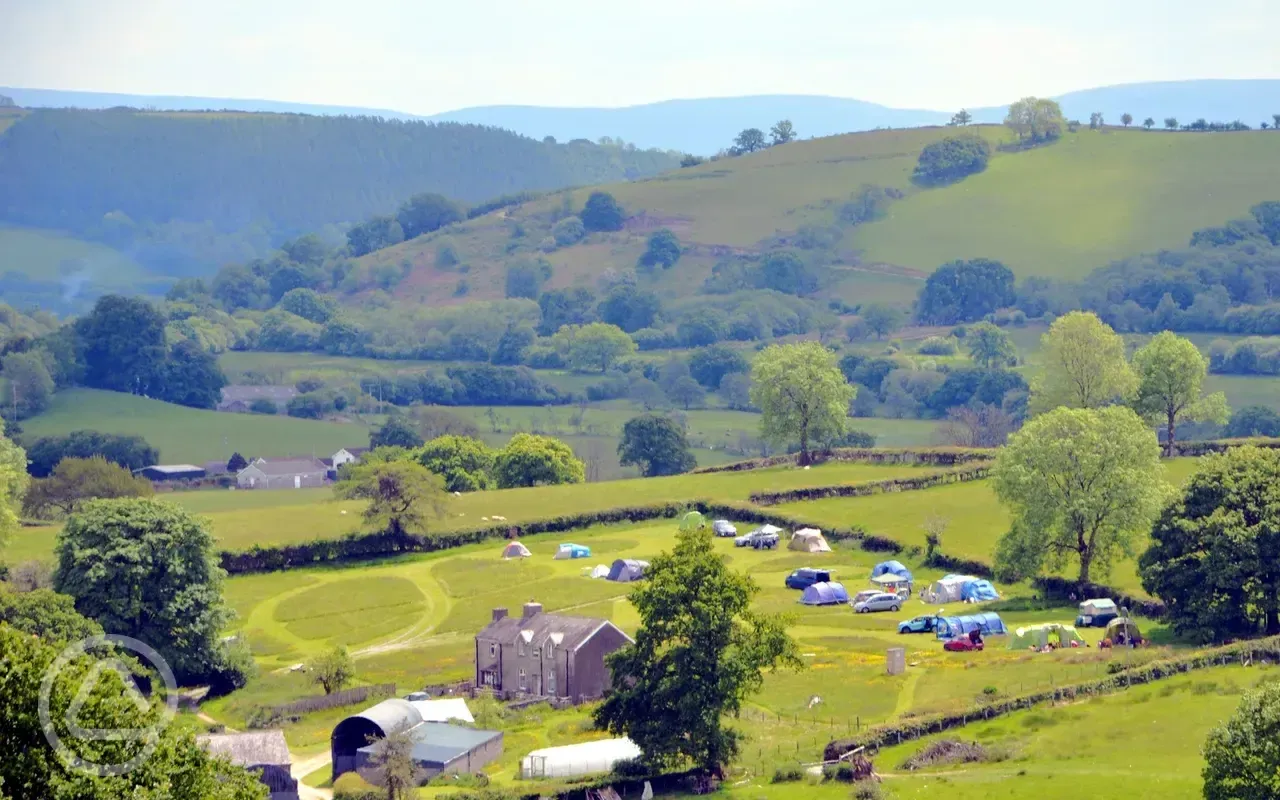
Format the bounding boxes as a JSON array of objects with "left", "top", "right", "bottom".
[
  {"left": 333, "top": 772, "right": 380, "bottom": 800},
  {"left": 913, "top": 135, "right": 991, "bottom": 185},
  {"left": 772, "top": 765, "right": 805, "bottom": 783},
  {"left": 551, "top": 216, "right": 587, "bottom": 247},
  {"left": 917, "top": 336, "right": 957, "bottom": 356},
  {"left": 611, "top": 757, "right": 651, "bottom": 779}
]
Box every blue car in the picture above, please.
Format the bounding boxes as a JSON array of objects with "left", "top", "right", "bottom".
[
  {"left": 897, "top": 615, "right": 938, "bottom": 634},
  {"left": 785, "top": 568, "right": 832, "bottom": 590}
]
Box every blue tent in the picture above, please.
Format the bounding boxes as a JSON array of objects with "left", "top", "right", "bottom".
[
  {"left": 800, "top": 581, "right": 850, "bottom": 606},
  {"left": 871, "top": 560, "right": 913, "bottom": 582},
  {"left": 961, "top": 579, "right": 999, "bottom": 602},
  {"left": 934, "top": 612, "right": 1007, "bottom": 640},
  {"left": 554, "top": 543, "right": 591, "bottom": 560}
]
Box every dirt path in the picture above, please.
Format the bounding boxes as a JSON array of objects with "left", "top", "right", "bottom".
[{"left": 291, "top": 751, "right": 333, "bottom": 800}]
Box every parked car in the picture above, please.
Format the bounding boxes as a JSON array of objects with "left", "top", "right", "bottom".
[
  {"left": 852, "top": 589, "right": 880, "bottom": 606},
  {"left": 712, "top": 520, "right": 737, "bottom": 537},
  {"left": 749, "top": 529, "right": 779, "bottom": 550},
  {"left": 853, "top": 592, "right": 901, "bottom": 613},
  {"left": 897, "top": 615, "right": 938, "bottom": 634},
  {"left": 943, "top": 637, "right": 984, "bottom": 652},
  {"left": 785, "top": 568, "right": 833, "bottom": 590}
]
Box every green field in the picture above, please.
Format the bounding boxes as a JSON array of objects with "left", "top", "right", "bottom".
[
  {"left": 0, "top": 225, "right": 149, "bottom": 286},
  {"left": 19, "top": 388, "right": 368, "bottom": 464}
]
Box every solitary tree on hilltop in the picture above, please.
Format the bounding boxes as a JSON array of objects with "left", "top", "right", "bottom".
[
  {"left": 1120, "top": 113, "right": 1133, "bottom": 127},
  {"left": 732, "top": 128, "right": 767, "bottom": 154},
  {"left": 769, "top": 119, "right": 795, "bottom": 145},
  {"left": 335, "top": 460, "right": 448, "bottom": 536},
  {"left": 1273, "top": 113, "right": 1280, "bottom": 129},
  {"left": 950, "top": 109, "right": 972, "bottom": 126},
  {"left": 580, "top": 191, "right": 625, "bottom": 232},
  {"left": 1164, "top": 117, "right": 1178, "bottom": 130},
  {"left": 1089, "top": 112, "right": 1104, "bottom": 129},
  {"left": 1143, "top": 117, "right": 1155, "bottom": 129}
]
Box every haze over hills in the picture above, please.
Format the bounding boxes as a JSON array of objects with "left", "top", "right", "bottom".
[{"left": 7, "top": 79, "right": 1280, "bottom": 153}]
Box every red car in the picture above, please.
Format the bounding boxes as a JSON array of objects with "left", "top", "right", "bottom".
[{"left": 943, "top": 637, "right": 984, "bottom": 652}]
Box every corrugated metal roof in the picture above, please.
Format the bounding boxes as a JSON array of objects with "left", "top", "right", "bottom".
[
  {"left": 198, "top": 731, "right": 291, "bottom": 767},
  {"left": 357, "top": 723, "right": 500, "bottom": 766}
]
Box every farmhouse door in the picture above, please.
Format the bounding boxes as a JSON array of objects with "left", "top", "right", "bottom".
[{"left": 546, "top": 665, "right": 557, "bottom": 696}]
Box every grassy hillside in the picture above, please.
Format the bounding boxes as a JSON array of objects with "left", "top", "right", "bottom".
[
  {"left": 0, "top": 225, "right": 149, "bottom": 287},
  {"left": 371, "top": 125, "right": 1280, "bottom": 309},
  {"left": 18, "top": 388, "right": 368, "bottom": 464}
]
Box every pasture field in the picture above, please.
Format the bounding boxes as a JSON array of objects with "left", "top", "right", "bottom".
[
  {"left": 0, "top": 225, "right": 149, "bottom": 286},
  {"left": 210, "top": 518, "right": 1187, "bottom": 764},
  {"left": 5, "top": 459, "right": 937, "bottom": 562},
  {"left": 854, "top": 128, "right": 1280, "bottom": 280},
  {"left": 18, "top": 388, "right": 369, "bottom": 464}
]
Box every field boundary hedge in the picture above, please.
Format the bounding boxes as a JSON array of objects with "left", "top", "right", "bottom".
[
  {"left": 749, "top": 464, "right": 991, "bottom": 505},
  {"left": 821, "top": 636, "right": 1280, "bottom": 760},
  {"left": 218, "top": 498, "right": 904, "bottom": 574},
  {"left": 1169, "top": 437, "right": 1280, "bottom": 456},
  {"left": 270, "top": 682, "right": 395, "bottom": 716},
  {"left": 691, "top": 446, "right": 994, "bottom": 474}
]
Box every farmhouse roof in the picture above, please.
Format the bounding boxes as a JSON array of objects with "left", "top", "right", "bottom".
[
  {"left": 476, "top": 607, "right": 628, "bottom": 652},
  {"left": 197, "top": 731, "right": 291, "bottom": 767},
  {"left": 135, "top": 464, "right": 204, "bottom": 474},
  {"left": 243, "top": 457, "right": 328, "bottom": 476},
  {"left": 337, "top": 446, "right": 369, "bottom": 456},
  {"left": 219, "top": 385, "right": 298, "bottom": 404}
]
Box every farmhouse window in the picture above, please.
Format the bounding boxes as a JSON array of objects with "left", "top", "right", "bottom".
[{"left": 519, "top": 669, "right": 527, "bottom": 691}]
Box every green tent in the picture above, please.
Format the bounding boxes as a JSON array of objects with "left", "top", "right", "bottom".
[{"left": 1008, "top": 623, "right": 1087, "bottom": 650}]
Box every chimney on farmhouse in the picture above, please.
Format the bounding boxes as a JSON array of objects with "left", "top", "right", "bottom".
[
  {"left": 492, "top": 608, "right": 508, "bottom": 622},
  {"left": 522, "top": 601, "right": 543, "bottom": 620}
]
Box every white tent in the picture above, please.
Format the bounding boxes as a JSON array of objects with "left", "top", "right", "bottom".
[
  {"left": 788, "top": 529, "right": 832, "bottom": 553},
  {"left": 587, "top": 564, "right": 610, "bottom": 579},
  {"left": 521, "top": 738, "right": 643, "bottom": 779},
  {"left": 501, "top": 541, "right": 532, "bottom": 559},
  {"left": 924, "top": 574, "right": 978, "bottom": 603}
]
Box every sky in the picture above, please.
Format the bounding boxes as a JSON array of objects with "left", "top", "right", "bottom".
[{"left": 2, "top": 0, "right": 1278, "bottom": 114}]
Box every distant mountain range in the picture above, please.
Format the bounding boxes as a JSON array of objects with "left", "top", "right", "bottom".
[{"left": 5, "top": 79, "right": 1280, "bottom": 154}]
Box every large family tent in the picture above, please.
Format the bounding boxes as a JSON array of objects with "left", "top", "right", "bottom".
[
  {"left": 1105, "top": 617, "right": 1142, "bottom": 645},
  {"left": 554, "top": 543, "right": 591, "bottom": 560},
  {"left": 1008, "top": 623, "right": 1086, "bottom": 650},
  {"left": 788, "top": 528, "right": 832, "bottom": 553},
  {"left": 871, "top": 560, "right": 912, "bottom": 583},
  {"left": 960, "top": 579, "right": 1000, "bottom": 602},
  {"left": 923, "top": 574, "right": 980, "bottom": 603},
  {"left": 800, "top": 582, "right": 850, "bottom": 606},
  {"left": 501, "top": 541, "right": 532, "bottom": 559},
  {"left": 934, "top": 612, "right": 1007, "bottom": 640},
  {"left": 607, "top": 559, "right": 649, "bottom": 582}
]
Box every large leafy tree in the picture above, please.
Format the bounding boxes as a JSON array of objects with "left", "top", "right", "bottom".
[
  {"left": 74, "top": 295, "right": 168, "bottom": 395},
  {"left": 308, "top": 645, "right": 357, "bottom": 695},
  {"left": 52, "top": 498, "right": 237, "bottom": 683},
  {"left": 1130, "top": 331, "right": 1229, "bottom": 455},
  {"left": 618, "top": 414, "right": 697, "bottom": 477},
  {"left": 580, "top": 191, "right": 625, "bottom": 232},
  {"left": 638, "top": 228, "right": 682, "bottom": 270},
  {"left": 1140, "top": 447, "right": 1280, "bottom": 642},
  {"left": 554, "top": 322, "right": 636, "bottom": 373},
  {"left": 992, "top": 406, "right": 1168, "bottom": 585},
  {"left": 965, "top": 321, "right": 1017, "bottom": 369},
  {"left": 0, "top": 419, "right": 28, "bottom": 552},
  {"left": 1029, "top": 311, "right": 1137, "bottom": 414},
  {"left": 598, "top": 284, "right": 661, "bottom": 332},
  {"left": 370, "top": 415, "right": 424, "bottom": 450},
  {"left": 912, "top": 135, "right": 991, "bottom": 186},
  {"left": 335, "top": 460, "right": 448, "bottom": 536},
  {"left": 1224, "top": 405, "right": 1280, "bottom": 438},
  {"left": 732, "top": 128, "right": 767, "bottom": 154},
  {"left": 1, "top": 350, "right": 55, "bottom": 418},
  {"left": 915, "top": 258, "right": 1015, "bottom": 325},
  {"left": 1202, "top": 680, "right": 1280, "bottom": 800},
  {"left": 0, "top": 585, "right": 103, "bottom": 642},
  {"left": 594, "top": 525, "right": 800, "bottom": 774},
  {"left": 23, "top": 456, "right": 153, "bottom": 519},
  {"left": 160, "top": 339, "right": 227, "bottom": 409},
  {"left": 1004, "top": 96, "right": 1065, "bottom": 142},
  {"left": 493, "top": 433, "right": 585, "bottom": 488},
  {"left": 413, "top": 434, "right": 495, "bottom": 492},
  {"left": 769, "top": 119, "right": 796, "bottom": 145},
  {"left": 688, "top": 344, "right": 749, "bottom": 389},
  {"left": 23, "top": 430, "right": 158, "bottom": 478},
  {"left": 0, "top": 627, "right": 268, "bottom": 800},
  {"left": 396, "top": 192, "right": 464, "bottom": 239},
  {"left": 750, "top": 342, "right": 856, "bottom": 465}
]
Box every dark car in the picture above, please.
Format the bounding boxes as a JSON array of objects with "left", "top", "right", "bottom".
[{"left": 785, "top": 568, "right": 832, "bottom": 590}]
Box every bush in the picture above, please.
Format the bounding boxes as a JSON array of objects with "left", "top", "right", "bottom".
[
  {"left": 551, "top": 216, "right": 587, "bottom": 247},
  {"left": 917, "top": 336, "right": 957, "bottom": 356},
  {"left": 852, "top": 781, "right": 886, "bottom": 800},
  {"left": 913, "top": 135, "right": 991, "bottom": 185},
  {"left": 333, "top": 771, "right": 380, "bottom": 800},
  {"left": 611, "top": 757, "right": 651, "bottom": 779},
  {"left": 631, "top": 327, "right": 679, "bottom": 351},
  {"left": 772, "top": 765, "right": 805, "bottom": 783}
]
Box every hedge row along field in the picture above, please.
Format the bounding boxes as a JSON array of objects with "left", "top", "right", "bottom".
[
  {"left": 691, "top": 446, "right": 996, "bottom": 474},
  {"left": 822, "top": 635, "right": 1280, "bottom": 761},
  {"left": 748, "top": 463, "right": 991, "bottom": 505}
]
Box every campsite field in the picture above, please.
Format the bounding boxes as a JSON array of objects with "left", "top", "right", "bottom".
[{"left": 208, "top": 514, "right": 1199, "bottom": 791}]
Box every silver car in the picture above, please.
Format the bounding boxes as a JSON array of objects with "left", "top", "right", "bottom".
[
  {"left": 853, "top": 592, "right": 902, "bottom": 613},
  {"left": 713, "top": 520, "right": 737, "bottom": 537}
]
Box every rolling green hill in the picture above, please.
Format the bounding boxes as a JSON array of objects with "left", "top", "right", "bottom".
[{"left": 367, "top": 125, "right": 1280, "bottom": 309}]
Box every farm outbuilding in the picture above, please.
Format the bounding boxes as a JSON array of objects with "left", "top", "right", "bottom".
[
  {"left": 501, "top": 541, "right": 532, "bottom": 559},
  {"left": 198, "top": 730, "right": 298, "bottom": 800},
  {"left": 788, "top": 529, "right": 831, "bottom": 553},
  {"left": 331, "top": 698, "right": 501, "bottom": 783},
  {"left": 134, "top": 464, "right": 206, "bottom": 482},
  {"left": 607, "top": 559, "right": 648, "bottom": 582},
  {"left": 520, "top": 737, "right": 643, "bottom": 779},
  {"left": 800, "top": 581, "right": 850, "bottom": 606},
  {"left": 934, "top": 612, "right": 1007, "bottom": 640},
  {"left": 554, "top": 543, "right": 591, "bottom": 560}
]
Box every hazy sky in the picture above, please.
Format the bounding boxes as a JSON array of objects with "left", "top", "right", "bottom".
[{"left": 3, "top": 0, "right": 1277, "bottom": 113}]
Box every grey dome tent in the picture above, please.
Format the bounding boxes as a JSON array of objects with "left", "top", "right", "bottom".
[{"left": 607, "top": 559, "right": 649, "bottom": 582}]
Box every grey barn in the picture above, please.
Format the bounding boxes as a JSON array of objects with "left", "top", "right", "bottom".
[
  {"left": 331, "top": 699, "right": 502, "bottom": 783},
  {"left": 218, "top": 385, "right": 298, "bottom": 413},
  {"left": 198, "top": 730, "right": 298, "bottom": 800},
  {"left": 474, "top": 602, "right": 632, "bottom": 704},
  {"left": 236, "top": 457, "right": 329, "bottom": 489}
]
